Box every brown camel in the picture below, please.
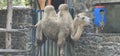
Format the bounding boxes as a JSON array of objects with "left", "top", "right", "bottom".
[{"left": 35, "top": 4, "right": 91, "bottom": 56}]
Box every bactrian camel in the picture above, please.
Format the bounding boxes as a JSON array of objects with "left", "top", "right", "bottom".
[{"left": 35, "top": 4, "right": 91, "bottom": 56}]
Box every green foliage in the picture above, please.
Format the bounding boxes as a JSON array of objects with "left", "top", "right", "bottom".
[
  {"left": 0, "top": 0, "right": 7, "bottom": 9},
  {"left": 0, "top": 0, "right": 30, "bottom": 10}
]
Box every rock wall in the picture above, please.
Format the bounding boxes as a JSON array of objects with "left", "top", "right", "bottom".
[
  {"left": 0, "top": 9, "right": 33, "bottom": 50},
  {"left": 74, "top": 33, "right": 120, "bottom": 56}
]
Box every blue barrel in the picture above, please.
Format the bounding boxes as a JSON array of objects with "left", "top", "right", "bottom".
[{"left": 93, "top": 6, "right": 106, "bottom": 27}]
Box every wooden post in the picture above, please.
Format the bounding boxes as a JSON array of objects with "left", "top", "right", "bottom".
[{"left": 5, "top": 0, "right": 13, "bottom": 56}]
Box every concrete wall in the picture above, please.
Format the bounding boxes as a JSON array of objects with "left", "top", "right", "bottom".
[{"left": 103, "top": 3, "right": 120, "bottom": 33}]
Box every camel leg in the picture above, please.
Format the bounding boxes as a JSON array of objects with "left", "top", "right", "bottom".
[
  {"left": 36, "top": 40, "right": 42, "bottom": 56},
  {"left": 35, "top": 22, "right": 43, "bottom": 56},
  {"left": 58, "top": 39, "right": 65, "bottom": 56},
  {"left": 58, "top": 32, "right": 66, "bottom": 56},
  {"left": 36, "top": 39, "right": 47, "bottom": 56}
]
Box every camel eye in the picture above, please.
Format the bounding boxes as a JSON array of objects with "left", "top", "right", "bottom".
[{"left": 82, "top": 17, "right": 85, "bottom": 20}]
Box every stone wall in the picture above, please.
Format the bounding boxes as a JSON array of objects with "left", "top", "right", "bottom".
[
  {"left": 0, "top": 9, "right": 33, "bottom": 50},
  {"left": 74, "top": 33, "right": 120, "bottom": 56}
]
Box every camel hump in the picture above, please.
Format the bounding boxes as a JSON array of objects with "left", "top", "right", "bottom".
[
  {"left": 44, "top": 5, "right": 55, "bottom": 12},
  {"left": 58, "top": 4, "right": 69, "bottom": 11}
]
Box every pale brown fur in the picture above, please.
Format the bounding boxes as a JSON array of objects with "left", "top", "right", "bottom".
[
  {"left": 71, "top": 13, "right": 90, "bottom": 42},
  {"left": 70, "top": 13, "right": 91, "bottom": 56},
  {"left": 57, "top": 4, "right": 73, "bottom": 28},
  {"left": 35, "top": 5, "right": 58, "bottom": 56},
  {"left": 35, "top": 5, "right": 57, "bottom": 41},
  {"left": 57, "top": 4, "right": 73, "bottom": 56}
]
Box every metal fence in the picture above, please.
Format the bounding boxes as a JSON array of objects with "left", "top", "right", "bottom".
[{"left": 37, "top": 39, "right": 72, "bottom": 56}]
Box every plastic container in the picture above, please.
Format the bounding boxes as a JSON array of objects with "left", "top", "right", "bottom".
[{"left": 93, "top": 6, "right": 106, "bottom": 27}]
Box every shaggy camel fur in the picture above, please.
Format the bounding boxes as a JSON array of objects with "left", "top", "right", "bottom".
[
  {"left": 57, "top": 4, "right": 73, "bottom": 26},
  {"left": 35, "top": 4, "right": 91, "bottom": 56},
  {"left": 35, "top": 5, "right": 59, "bottom": 56}
]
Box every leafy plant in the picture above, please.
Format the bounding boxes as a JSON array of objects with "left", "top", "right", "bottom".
[{"left": 0, "top": 0, "right": 29, "bottom": 10}]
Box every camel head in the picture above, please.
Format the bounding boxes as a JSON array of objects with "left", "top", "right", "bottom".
[
  {"left": 71, "top": 12, "right": 91, "bottom": 42},
  {"left": 76, "top": 12, "right": 91, "bottom": 26}
]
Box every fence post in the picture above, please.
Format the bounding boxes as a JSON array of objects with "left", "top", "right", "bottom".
[{"left": 5, "top": 0, "right": 13, "bottom": 56}]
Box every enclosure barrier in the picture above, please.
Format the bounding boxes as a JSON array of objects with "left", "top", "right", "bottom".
[
  {"left": 37, "top": 39, "right": 72, "bottom": 56},
  {"left": 0, "top": 28, "right": 31, "bottom": 56}
]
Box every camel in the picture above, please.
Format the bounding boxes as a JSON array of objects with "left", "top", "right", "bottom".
[{"left": 35, "top": 4, "right": 91, "bottom": 56}]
